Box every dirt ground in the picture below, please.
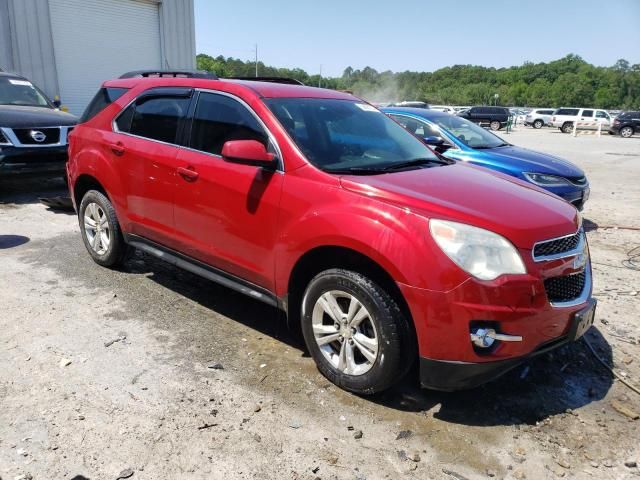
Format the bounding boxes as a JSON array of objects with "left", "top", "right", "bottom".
[{"left": 1, "top": 127, "right": 639, "bottom": 480}]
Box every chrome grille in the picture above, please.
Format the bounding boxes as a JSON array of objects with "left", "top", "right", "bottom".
[
  {"left": 533, "top": 229, "right": 583, "bottom": 260},
  {"left": 544, "top": 272, "right": 586, "bottom": 303},
  {"left": 12, "top": 127, "right": 61, "bottom": 145}
]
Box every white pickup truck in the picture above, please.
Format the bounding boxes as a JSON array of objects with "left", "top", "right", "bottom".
[{"left": 550, "top": 108, "right": 612, "bottom": 133}]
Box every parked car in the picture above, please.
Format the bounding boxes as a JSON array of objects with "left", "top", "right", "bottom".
[
  {"left": 0, "top": 71, "right": 77, "bottom": 177},
  {"left": 456, "top": 106, "right": 510, "bottom": 130},
  {"left": 392, "top": 101, "right": 430, "bottom": 109},
  {"left": 550, "top": 108, "right": 612, "bottom": 133},
  {"left": 524, "top": 109, "right": 555, "bottom": 129},
  {"left": 430, "top": 105, "right": 456, "bottom": 114},
  {"left": 383, "top": 107, "right": 590, "bottom": 210},
  {"left": 609, "top": 110, "right": 640, "bottom": 138},
  {"left": 67, "top": 71, "right": 595, "bottom": 393}
]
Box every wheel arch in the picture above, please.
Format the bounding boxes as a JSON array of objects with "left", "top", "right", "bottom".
[
  {"left": 284, "top": 245, "right": 418, "bottom": 352},
  {"left": 73, "top": 174, "right": 109, "bottom": 208}
]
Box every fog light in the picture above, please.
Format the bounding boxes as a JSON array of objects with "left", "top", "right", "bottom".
[{"left": 470, "top": 328, "right": 523, "bottom": 348}]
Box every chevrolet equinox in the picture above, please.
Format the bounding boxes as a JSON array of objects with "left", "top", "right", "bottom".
[{"left": 67, "top": 71, "right": 596, "bottom": 394}]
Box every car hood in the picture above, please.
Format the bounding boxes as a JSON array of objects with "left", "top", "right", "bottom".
[
  {"left": 340, "top": 163, "right": 579, "bottom": 249},
  {"left": 0, "top": 105, "right": 78, "bottom": 128},
  {"left": 477, "top": 145, "right": 585, "bottom": 178}
]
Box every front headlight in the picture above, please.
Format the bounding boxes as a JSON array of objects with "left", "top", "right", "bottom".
[
  {"left": 429, "top": 219, "right": 526, "bottom": 280},
  {"left": 523, "top": 172, "right": 571, "bottom": 187}
]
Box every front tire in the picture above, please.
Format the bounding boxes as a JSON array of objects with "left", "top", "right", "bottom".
[
  {"left": 301, "top": 269, "right": 414, "bottom": 395},
  {"left": 533, "top": 119, "right": 543, "bottom": 129},
  {"left": 79, "top": 190, "right": 129, "bottom": 268},
  {"left": 620, "top": 126, "right": 634, "bottom": 138},
  {"left": 490, "top": 120, "right": 501, "bottom": 131},
  {"left": 562, "top": 122, "right": 574, "bottom": 134}
]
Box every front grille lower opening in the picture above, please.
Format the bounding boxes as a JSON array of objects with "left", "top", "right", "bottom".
[{"left": 544, "top": 271, "right": 586, "bottom": 303}]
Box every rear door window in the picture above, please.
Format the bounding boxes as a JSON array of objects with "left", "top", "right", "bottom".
[
  {"left": 556, "top": 108, "right": 579, "bottom": 116},
  {"left": 581, "top": 110, "right": 594, "bottom": 118},
  {"left": 117, "top": 93, "right": 191, "bottom": 144},
  {"left": 189, "top": 92, "right": 268, "bottom": 156}
]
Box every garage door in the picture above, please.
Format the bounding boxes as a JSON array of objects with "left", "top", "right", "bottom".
[{"left": 49, "top": 0, "right": 162, "bottom": 115}]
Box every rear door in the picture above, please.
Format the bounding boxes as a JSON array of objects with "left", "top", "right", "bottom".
[
  {"left": 110, "top": 88, "right": 193, "bottom": 247},
  {"left": 579, "top": 109, "right": 594, "bottom": 128},
  {"left": 595, "top": 110, "right": 611, "bottom": 128},
  {"left": 173, "top": 91, "right": 284, "bottom": 290}
]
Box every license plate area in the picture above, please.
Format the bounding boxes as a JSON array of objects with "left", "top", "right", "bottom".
[{"left": 568, "top": 299, "right": 597, "bottom": 341}]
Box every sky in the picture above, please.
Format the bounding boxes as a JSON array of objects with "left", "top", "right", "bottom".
[{"left": 195, "top": 0, "right": 640, "bottom": 77}]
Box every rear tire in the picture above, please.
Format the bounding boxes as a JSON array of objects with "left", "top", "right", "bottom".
[
  {"left": 490, "top": 120, "right": 501, "bottom": 131},
  {"left": 562, "top": 122, "right": 574, "bottom": 134},
  {"left": 620, "top": 126, "right": 634, "bottom": 138},
  {"left": 79, "top": 190, "right": 129, "bottom": 268},
  {"left": 533, "top": 119, "right": 543, "bottom": 129},
  {"left": 301, "top": 269, "right": 414, "bottom": 395}
]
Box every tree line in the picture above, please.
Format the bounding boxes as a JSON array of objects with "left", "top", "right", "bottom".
[{"left": 197, "top": 53, "right": 639, "bottom": 109}]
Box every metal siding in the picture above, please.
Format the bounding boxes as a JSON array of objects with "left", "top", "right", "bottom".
[
  {"left": 0, "top": 0, "right": 14, "bottom": 71},
  {"left": 2, "top": 0, "right": 60, "bottom": 99},
  {"left": 49, "top": 0, "right": 163, "bottom": 115},
  {"left": 160, "top": 0, "right": 195, "bottom": 70}
]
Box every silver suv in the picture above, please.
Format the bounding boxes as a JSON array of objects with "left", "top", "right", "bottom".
[
  {"left": 550, "top": 108, "right": 612, "bottom": 133},
  {"left": 524, "top": 109, "right": 555, "bottom": 129}
]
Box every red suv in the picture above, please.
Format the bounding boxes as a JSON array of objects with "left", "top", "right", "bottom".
[{"left": 67, "top": 71, "right": 595, "bottom": 394}]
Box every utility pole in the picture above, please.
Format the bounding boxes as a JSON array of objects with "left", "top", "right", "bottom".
[
  {"left": 254, "top": 44, "right": 258, "bottom": 77},
  {"left": 319, "top": 65, "right": 322, "bottom": 88}
]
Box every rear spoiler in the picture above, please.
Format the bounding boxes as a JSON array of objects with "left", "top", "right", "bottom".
[{"left": 119, "top": 70, "right": 218, "bottom": 80}]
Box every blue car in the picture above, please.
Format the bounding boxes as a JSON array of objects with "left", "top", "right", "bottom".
[{"left": 382, "top": 107, "right": 590, "bottom": 210}]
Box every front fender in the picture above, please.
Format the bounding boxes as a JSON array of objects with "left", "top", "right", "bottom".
[{"left": 274, "top": 180, "right": 467, "bottom": 297}]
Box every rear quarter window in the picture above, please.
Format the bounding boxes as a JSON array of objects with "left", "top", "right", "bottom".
[{"left": 80, "top": 87, "right": 129, "bottom": 123}]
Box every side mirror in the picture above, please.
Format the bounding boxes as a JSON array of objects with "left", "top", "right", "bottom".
[
  {"left": 52, "top": 95, "right": 62, "bottom": 109},
  {"left": 423, "top": 136, "right": 445, "bottom": 146},
  {"left": 221, "top": 140, "right": 276, "bottom": 169}
]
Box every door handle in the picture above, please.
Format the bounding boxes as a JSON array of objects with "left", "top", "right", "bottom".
[
  {"left": 109, "top": 141, "right": 125, "bottom": 156},
  {"left": 177, "top": 166, "right": 199, "bottom": 181}
]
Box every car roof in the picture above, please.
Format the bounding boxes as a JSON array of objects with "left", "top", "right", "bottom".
[
  {"left": 104, "top": 77, "right": 356, "bottom": 100},
  {"left": 0, "top": 71, "right": 25, "bottom": 80},
  {"left": 381, "top": 106, "right": 452, "bottom": 119}
]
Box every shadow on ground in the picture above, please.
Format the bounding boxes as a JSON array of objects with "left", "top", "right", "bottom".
[
  {"left": 0, "top": 176, "right": 68, "bottom": 207},
  {"left": 123, "top": 250, "right": 613, "bottom": 427},
  {"left": 20, "top": 233, "right": 614, "bottom": 429}
]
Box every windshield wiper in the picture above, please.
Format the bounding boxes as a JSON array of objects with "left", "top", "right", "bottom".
[
  {"left": 474, "top": 143, "right": 510, "bottom": 149},
  {"left": 379, "top": 157, "right": 451, "bottom": 171},
  {"left": 325, "top": 157, "right": 450, "bottom": 175}
]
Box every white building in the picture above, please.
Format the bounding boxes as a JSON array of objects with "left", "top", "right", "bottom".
[{"left": 0, "top": 0, "right": 196, "bottom": 115}]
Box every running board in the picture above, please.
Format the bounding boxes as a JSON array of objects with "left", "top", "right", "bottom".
[{"left": 126, "top": 235, "right": 278, "bottom": 308}]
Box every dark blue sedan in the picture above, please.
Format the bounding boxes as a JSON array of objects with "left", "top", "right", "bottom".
[{"left": 382, "top": 107, "right": 590, "bottom": 210}]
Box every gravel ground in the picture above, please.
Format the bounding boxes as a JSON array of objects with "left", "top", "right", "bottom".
[{"left": 1, "top": 128, "right": 639, "bottom": 480}]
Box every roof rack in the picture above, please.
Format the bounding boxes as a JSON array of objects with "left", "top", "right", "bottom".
[
  {"left": 226, "top": 76, "right": 304, "bottom": 86},
  {"left": 119, "top": 70, "right": 218, "bottom": 80}
]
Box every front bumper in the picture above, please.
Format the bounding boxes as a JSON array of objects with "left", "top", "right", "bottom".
[
  {"left": 0, "top": 145, "right": 67, "bottom": 176},
  {"left": 419, "top": 298, "right": 596, "bottom": 390},
  {"left": 398, "top": 247, "right": 594, "bottom": 391}
]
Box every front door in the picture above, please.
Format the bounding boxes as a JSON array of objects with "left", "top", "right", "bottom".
[{"left": 173, "top": 91, "right": 284, "bottom": 290}]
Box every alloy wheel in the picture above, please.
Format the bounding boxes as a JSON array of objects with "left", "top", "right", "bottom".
[
  {"left": 83, "top": 202, "right": 110, "bottom": 255},
  {"left": 621, "top": 126, "right": 633, "bottom": 138},
  {"left": 311, "top": 290, "right": 378, "bottom": 376}
]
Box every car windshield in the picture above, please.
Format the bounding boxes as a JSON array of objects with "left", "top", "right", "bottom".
[
  {"left": 0, "top": 77, "right": 52, "bottom": 108},
  {"left": 429, "top": 114, "right": 508, "bottom": 149},
  {"left": 265, "top": 98, "right": 444, "bottom": 174}
]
